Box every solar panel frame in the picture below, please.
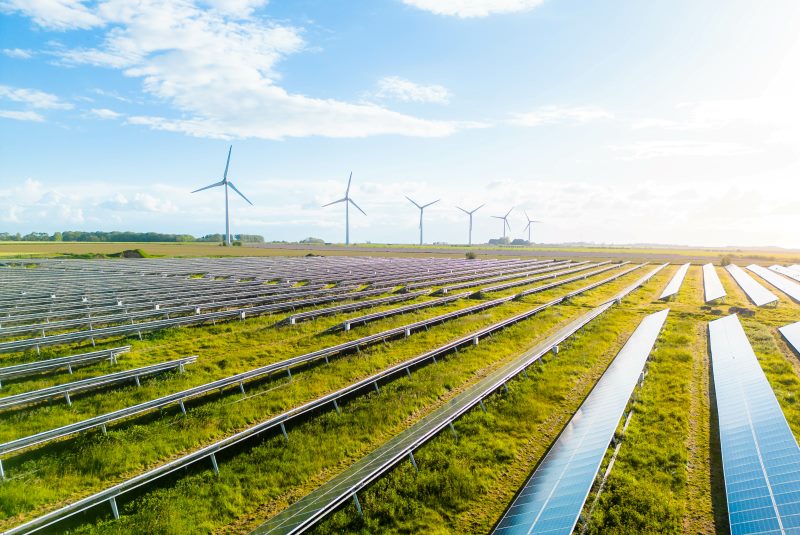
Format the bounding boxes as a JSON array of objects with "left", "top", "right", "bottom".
[
  {"left": 709, "top": 314, "right": 800, "bottom": 535},
  {"left": 770, "top": 265, "right": 800, "bottom": 283}
]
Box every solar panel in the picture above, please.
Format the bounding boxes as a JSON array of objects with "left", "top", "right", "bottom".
[
  {"left": 789, "top": 265, "right": 800, "bottom": 274},
  {"left": 726, "top": 265, "right": 778, "bottom": 307},
  {"left": 747, "top": 265, "right": 800, "bottom": 302},
  {"left": 770, "top": 265, "right": 800, "bottom": 283},
  {"left": 659, "top": 263, "right": 690, "bottom": 299},
  {"left": 492, "top": 309, "right": 670, "bottom": 535},
  {"left": 703, "top": 263, "right": 726, "bottom": 302},
  {"left": 709, "top": 314, "right": 800, "bottom": 535},
  {"left": 779, "top": 321, "right": 800, "bottom": 357}
]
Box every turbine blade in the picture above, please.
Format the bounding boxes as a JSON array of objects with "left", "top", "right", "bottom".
[
  {"left": 405, "top": 196, "right": 422, "bottom": 209},
  {"left": 456, "top": 206, "right": 469, "bottom": 214},
  {"left": 223, "top": 145, "right": 232, "bottom": 180},
  {"left": 471, "top": 204, "right": 485, "bottom": 214},
  {"left": 422, "top": 199, "right": 440, "bottom": 208},
  {"left": 505, "top": 206, "right": 514, "bottom": 218},
  {"left": 524, "top": 210, "right": 529, "bottom": 221},
  {"left": 192, "top": 180, "right": 225, "bottom": 193},
  {"left": 322, "top": 197, "right": 347, "bottom": 207},
  {"left": 505, "top": 219, "right": 511, "bottom": 231},
  {"left": 491, "top": 215, "right": 503, "bottom": 220},
  {"left": 524, "top": 222, "right": 531, "bottom": 231},
  {"left": 349, "top": 198, "right": 367, "bottom": 216},
  {"left": 227, "top": 181, "right": 253, "bottom": 205},
  {"left": 345, "top": 171, "right": 353, "bottom": 196}
]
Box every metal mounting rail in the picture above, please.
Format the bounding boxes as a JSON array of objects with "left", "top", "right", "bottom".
[
  {"left": 0, "top": 356, "right": 197, "bottom": 411},
  {"left": 252, "top": 263, "right": 666, "bottom": 535},
  {"left": 0, "top": 346, "right": 130, "bottom": 386},
  {"left": 1, "top": 264, "right": 658, "bottom": 534}
]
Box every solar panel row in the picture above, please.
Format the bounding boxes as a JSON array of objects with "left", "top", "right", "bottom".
[
  {"left": 0, "top": 356, "right": 197, "bottom": 411},
  {"left": 710, "top": 314, "right": 800, "bottom": 535},
  {"left": 726, "top": 265, "right": 778, "bottom": 307},
  {"left": 659, "top": 263, "right": 690, "bottom": 299},
  {"left": 0, "top": 346, "right": 130, "bottom": 386},
  {"left": 703, "top": 263, "right": 727, "bottom": 302},
  {"left": 492, "top": 309, "right": 669, "bottom": 535},
  {"left": 779, "top": 321, "right": 800, "bottom": 357},
  {"left": 770, "top": 265, "right": 800, "bottom": 283},
  {"left": 747, "top": 265, "right": 800, "bottom": 303}
]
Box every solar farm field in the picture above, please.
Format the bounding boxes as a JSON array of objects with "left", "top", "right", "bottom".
[{"left": 0, "top": 257, "right": 798, "bottom": 535}]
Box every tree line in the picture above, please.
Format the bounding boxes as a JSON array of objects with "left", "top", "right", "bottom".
[{"left": 0, "top": 231, "right": 265, "bottom": 243}]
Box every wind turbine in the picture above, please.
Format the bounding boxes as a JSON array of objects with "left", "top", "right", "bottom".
[
  {"left": 322, "top": 172, "right": 366, "bottom": 245},
  {"left": 523, "top": 211, "right": 541, "bottom": 243},
  {"left": 456, "top": 204, "right": 485, "bottom": 246},
  {"left": 491, "top": 207, "right": 513, "bottom": 239},
  {"left": 406, "top": 196, "right": 439, "bottom": 245},
  {"left": 191, "top": 145, "right": 253, "bottom": 246}
]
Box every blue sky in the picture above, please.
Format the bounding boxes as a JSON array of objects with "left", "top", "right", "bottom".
[{"left": 1, "top": 0, "right": 799, "bottom": 247}]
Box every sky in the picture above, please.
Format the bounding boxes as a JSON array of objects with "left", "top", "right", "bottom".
[{"left": 0, "top": 0, "right": 799, "bottom": 248}]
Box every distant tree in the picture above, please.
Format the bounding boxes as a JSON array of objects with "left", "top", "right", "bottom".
[
  {"left": 465, "top": 251, "right": 477, "bottom": 260},
  {"left": 52, "top": 232, "right": 63, "bottom": 241},
  {"left": 488, "top": 236, "right": 511, "bottom": 245},
  {"left": 720, "top": 255, "right": 732, "bottom": 266},
  {"left": 511, "top": 238, "right": 530, "bottom": 246},
  {"left": 300, "top": 237, "right": 325, "bottom": 244},
  {"left": 235, "top": 234, "right": 265, "bottom": 243}
]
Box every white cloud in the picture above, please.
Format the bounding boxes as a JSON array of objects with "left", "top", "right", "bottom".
[
  {"left": 2, "top": 48, "right": 33, "bottom": 59},
  {"left": 11, "top": 0, "right": 465, "bottom": 140},
  {"left": 0, "top": 109, "right": 45, "bottom": 122},
  {"left": 100, "top": 193, "right": 178, "bottom": 213},
  {"left": 374, "top": 76, "right": 450, "bottom": 104},
  {"left": 510, "top": 106, "right": 613, "bottom": 127},
  {"left": 89, "top": 107, "right": 122, "bottom": 119},
  {"left": 610, "top": 140, "right": 755, "bottom": 160},
  {"left": 0, "top": 84, "right": 73, "bottom": 109},
  {"left": 0, "top": 0, "right": 102, "bottom": 30},
  {"left": 402, "top": 0, "right": 545, "bottom": 17}
]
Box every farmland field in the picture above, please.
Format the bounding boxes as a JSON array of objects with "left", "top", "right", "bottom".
[{"left": 0, "top": 253, "right": 797, "bottom": 535}]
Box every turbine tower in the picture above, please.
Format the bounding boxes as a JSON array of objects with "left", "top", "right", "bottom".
[
  {"left": 406, "top": 196, "right": 440, "bottom": 245},
  {"left": 523, "top": 211, "right": 541, "bottom": 243},
  {"left": 491, "top": 207, "right": 514, "bottom": 239},
  {"left": 456, "top": 204, "right": 485, "bottom": 246},
  {"left": 191, "top": 145, "right": 253, "bottom": 246},
  {"left": 322, "top": 172, "right": 366, "bottom": 245}
]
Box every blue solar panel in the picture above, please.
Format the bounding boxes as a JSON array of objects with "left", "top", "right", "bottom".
[
  {"left": 709, "top": 314, "right": 800, "bottom": 535},
  {"left": 492, "top": 309, "right": 670, "bottom": 535}
]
